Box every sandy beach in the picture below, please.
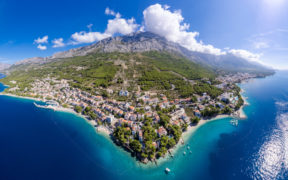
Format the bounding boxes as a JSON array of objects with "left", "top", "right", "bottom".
[
  {"left": 97, "top": 126, "right": 112, "bottom": 137},
  {"left": 0, "top": 93, "right": 43, "bottom": 102}
]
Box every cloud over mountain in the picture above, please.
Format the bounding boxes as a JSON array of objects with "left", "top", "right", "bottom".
[
  {"left": 70, "top": 8, "right": 138, "bottom": 44},
  {"left": 228, "top": 49, "right": 261, "bottom": 63},
  {"left": 143, "top": 4, "right": 225, "bottom": 56}
]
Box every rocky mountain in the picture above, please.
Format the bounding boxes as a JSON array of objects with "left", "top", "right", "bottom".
[
  {"left": 14, "top": 57, "right": 48, "bottom": 65},
  {"left": 50, "top": 31, "right": 185, "bottom": 59},
  {"left": 0, "top": 63, "right": 11, "bottom": 71},
  {"left": 13, "top": 31, "right": 274, "bottom": 74},
  {"left": 185, "top": 51, "right": 273, "bottom": 74}
]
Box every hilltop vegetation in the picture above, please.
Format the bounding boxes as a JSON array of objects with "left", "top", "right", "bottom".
[
  {"left": 0, "top": 51, "right": 221, "bottom": 99},
  {"left": 142, "top": 51, "right": 214, "bottom": 79}
]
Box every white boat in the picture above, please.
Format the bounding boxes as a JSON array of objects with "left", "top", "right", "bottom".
[
  {"left": 230, "top": 119, "right": 239, "bottom": 126},
  {"left": 183, "top": 151, "right": 186, "bottom": 155},
  {"left": 165, "top": 168, "right": 171, "bottom": 173}
]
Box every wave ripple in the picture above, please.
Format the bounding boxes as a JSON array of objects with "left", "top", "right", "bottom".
[{"left": 250, "top": 101, "right": 288, "bottom": 180}]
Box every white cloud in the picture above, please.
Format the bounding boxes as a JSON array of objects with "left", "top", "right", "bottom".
[
  {"left": 37, "top": 44, "right": 47, "bottom": 50},
  {"left": 34, "top": 35, "right": 48, "bottom": 44},
  {"left": 71, "top": 8, "right": 138, "bottom": 44},
  {"left": 139, "top": 26, "right": 145, "bottom": 32},
  {"left": 105, "top": 17, "right": 138, "bottom": 35},
  {"left": 105, "top": 7, "right": 121, "bottom": 18},
  {"left": 87, "top": 24, "right": 93, "bottom": 31},
  {"left": 163, "top": 4, "right": 170, "bottom": 10},
  {"left": 52, "top": 38, "right": 65, "bottom": 48},
  {"left": 143, "top": 4, "right": 225, "bottom": 55},
  {"left": 71, "top": 31, "right": 111, "bottom": 44},
  {"left": 253, "top": 41, "right": 270, "bottom": 49},
  {"left": 228, "top": 49, "right": 262, "bottom": 62}
]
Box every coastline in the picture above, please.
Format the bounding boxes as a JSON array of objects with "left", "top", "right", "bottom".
[
  {"left": 153, "top": 113, "right": 247, "bottom": 167},
  {"left": 152, "top": 89, "right": 249, "bottom": 167},
  {"left": 0, "top": 93, "right": 43, "bottom": 102},
  {"left": 0, "top": 86, "right": 249, "bottom": 167},
  {"left": 0, "top": 92, "right": 115, "bottom": 140}
]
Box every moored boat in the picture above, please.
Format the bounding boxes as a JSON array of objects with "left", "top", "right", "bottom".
[
  {"left": 230, "top": 119, "right": 238, "bottom": 126},
  {"left": 165, "top": 168, "right": 171, "bottom": 174}
]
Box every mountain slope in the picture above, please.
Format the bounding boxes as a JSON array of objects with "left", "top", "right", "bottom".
[
  {"left": 0, "top": 63, "right": 11, "bottom": 71},
  {"left": 48, "top": 31, "right": 274, "bottom": 74},
  {"left": 50, "top": 31, "right": 183, "bottom": 59},
  {"left": 12, "top": 31, "right": 274, "bottom": 75},
  {"left": 1, "top": 51, "right": 219, "bottom": 99},
  {"left": 184, "top": 51, "right": 273, "bottom": 74}
]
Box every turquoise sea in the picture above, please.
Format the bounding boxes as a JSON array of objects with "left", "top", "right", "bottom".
[{"left": 0, "top": 71, "right": 288, "bottom": 180}]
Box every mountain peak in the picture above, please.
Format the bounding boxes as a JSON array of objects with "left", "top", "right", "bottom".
[
  {"left": 0, "top": 63, "right": 11, "bottom": 71},
  {"left": 50, "top": 31, "right": 183, "bottom": 59}
]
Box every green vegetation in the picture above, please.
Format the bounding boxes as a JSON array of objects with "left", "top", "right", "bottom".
[
  {"left": 167, "top": 124, "right": 182, "bottom": 143},
  {"left": 222, "top": 106, "right": 232, "bottom": 114},
  {"left": 130, "top": 140, "right": 142, "bottom": 153},
  {"left": 235, "top": 96, "right": 244, "bottom": 110},
  {"left": 113, "top": 125, "right": 132, "bottom": 144},
  {"left": 138, "top": 68, "right": 176, "bottom": 91},
  {"left": 191, "top": 117, "right": 200, "bottom": 124},
  {"left": 82, "top": 106, "right": 97, "bottom": 119},
  {"left": 74, "top": 105, "right": 83, "bottom": 113},
  {"left": 201, "top": 106, "right": 220, "bottom": 117},
  {"left": 193, "top": 83, "right": 223, "bottom": 98},
  {"left": 158, "top": 113, "right": 170, "bottom": 127},
  {"left": 143, "top": 51, "right": 214, "bottom": 79},
  {"left": 233, "top": 85, "right": 244, "bottom": 110},
  {"left": 0, "top": 52, "right": 219, "bottom": 99},
  {"left": 112, "top": 112, "right": 183, "bottom": 161},
  {"left": 142, "top": 124, "right": 157, "bottom": 142}
]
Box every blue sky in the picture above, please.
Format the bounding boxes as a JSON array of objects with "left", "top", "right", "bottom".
[{"left": 0, "top": 0, "right": 288, "bottom": 69}]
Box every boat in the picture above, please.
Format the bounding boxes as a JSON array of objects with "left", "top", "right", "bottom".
[
  {"left": 183, "top": 151, "right": 186, "bottom": 155},
  {"left": 230, "top": 119, "right": 239, "bottom": 126},
  {"left": 187, "top": 146, "right": 190, "bottom": 150},
  {"left": 189, "top": 151, "right": 192, "bottom": 154},
  {"left": 165, "top": 168, "right": 171, "bottom": 174}
]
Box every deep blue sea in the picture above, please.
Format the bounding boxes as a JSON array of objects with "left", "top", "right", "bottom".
[{"left": 0, "top": 71, "right": 288, "bottom": 180}]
